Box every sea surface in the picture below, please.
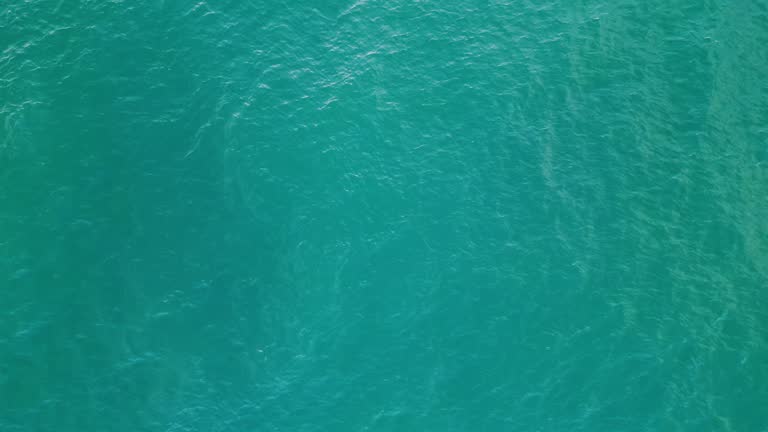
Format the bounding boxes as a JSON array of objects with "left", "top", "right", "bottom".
[{"left": 2, "top": 1, "right": 768, "bottom": 431}]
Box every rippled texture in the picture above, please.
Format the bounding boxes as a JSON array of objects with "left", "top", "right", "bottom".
[{"left": 2, "top": 1, "right": 768, "bottom": 430}]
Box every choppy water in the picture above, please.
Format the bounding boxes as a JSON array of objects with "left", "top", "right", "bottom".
[{"left": 2, "top": 1, "right": 768, "bottom": 431}]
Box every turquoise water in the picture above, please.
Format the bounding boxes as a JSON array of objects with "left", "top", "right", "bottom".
[{"left": 2, "top": 1, "right": 768, "bottom": 430}]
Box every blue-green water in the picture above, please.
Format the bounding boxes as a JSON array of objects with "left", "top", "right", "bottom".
[{"left": 2, "top": 1, "right": 768, "bottom": 430}]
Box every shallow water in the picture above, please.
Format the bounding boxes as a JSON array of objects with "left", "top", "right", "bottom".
[{"left": 2, "top": 1, "right": 768, "bottom": 430}]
